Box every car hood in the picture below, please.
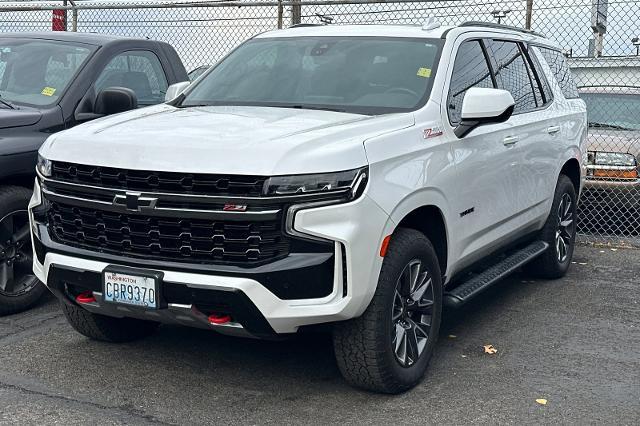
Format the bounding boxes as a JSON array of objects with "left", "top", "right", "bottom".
[
  {"left": 41, "top": 104, "right": 414, "bottom": 175},
  {"left": 0, "top": 106, "right": 42, "bottom": 129},
  {"left": 587, "top": 128, "right": 640, "bottom": 156}
]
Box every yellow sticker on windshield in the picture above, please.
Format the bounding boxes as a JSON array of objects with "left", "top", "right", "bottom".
[
  {"left": 41, "top": 87, "right": 56, "bottom": 96},
  {"left": 417, "top": 68, "right": 432, "bottom": 78}
]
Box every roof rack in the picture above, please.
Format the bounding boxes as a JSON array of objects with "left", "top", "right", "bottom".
[
  {"left": 289, "top": 23, "right": 323, "bottom": 28},
  {"left": 459, "top": 21, "right": 545, "bottom": 38}
]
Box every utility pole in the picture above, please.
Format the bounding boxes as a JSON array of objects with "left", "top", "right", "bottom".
[
  {"left": 633, "top": 37, "right": 640, "bottom": 56},
  {"left": 525, "top": 0, "right": 534, "bottom": 29}
]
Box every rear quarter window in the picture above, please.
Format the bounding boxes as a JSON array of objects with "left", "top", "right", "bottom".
[{"left": 534, "top": 46, "right": 579, "bottom": 99}]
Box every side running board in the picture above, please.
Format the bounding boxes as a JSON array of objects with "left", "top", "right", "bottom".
[{"left": 444, "top": 241, "right": 549, "bottom": 308}]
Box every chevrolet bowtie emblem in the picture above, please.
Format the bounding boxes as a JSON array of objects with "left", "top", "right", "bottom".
[{"left": 113, "top": 192, "right": 158, "bottom": 212}]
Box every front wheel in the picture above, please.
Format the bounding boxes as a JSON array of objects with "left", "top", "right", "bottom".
[
  {"left": 333, "top": 228, "right": 442, "bottom": 394},
  {"left": 525, "top": 174, "right": 577, "bottom": 279},
  {"left": 0, "top": 186, "right": 46, "bottom": 316}
]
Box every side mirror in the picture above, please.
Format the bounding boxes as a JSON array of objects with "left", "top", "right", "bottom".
[
  {"left": 454, "top": 88, "right": 515, "bottom": 138},
  {"left": 165, "top": 81, "right": 190, "bottom": 102},
  {"left": 94, "top": 87, "right": 137, "bottom": 116}
]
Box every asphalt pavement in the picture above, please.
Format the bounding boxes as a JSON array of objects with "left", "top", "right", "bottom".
[{"left": 0, "top": 245, "right": 638, "bottom": 425}]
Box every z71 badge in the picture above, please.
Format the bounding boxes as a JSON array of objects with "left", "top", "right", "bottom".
[{"left": 423, "top": 125, "right": 444, "bottom": 139}]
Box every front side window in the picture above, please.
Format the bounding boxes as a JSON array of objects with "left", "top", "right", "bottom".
[
  {"left": 0, "top": 39, "right": 93, "bottom": 107},
  {"left": 535, "top": 46, "right": 579, "bottom": 99},
  {"left": 181, "top": 37, "right": 443, "bottom": 115},
  {"left": 95, "top": 51, "right": 168, "bottom": 105},
  {"left": 447, "top": 40, "right": 495, "bottom": 124},
  {"left": 485, "top": 39, "right": 538, "bottom": 114}
]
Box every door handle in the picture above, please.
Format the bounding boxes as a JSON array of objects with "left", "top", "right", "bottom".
[
  {"left": 503, "top": 136, "right": 519, "bottom": 146},
  {"left": 547, "top": 126, "right": 561, "bottom": 134}
]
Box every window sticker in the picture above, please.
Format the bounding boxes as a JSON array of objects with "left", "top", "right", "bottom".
[
  {"left": 41, "top": 87, "right": 56, "bottom": 96},
  {"left": 417, "top": 67, "right": 432, "bottom": 78}
]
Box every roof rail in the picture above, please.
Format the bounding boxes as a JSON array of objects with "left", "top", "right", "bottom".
[
  {"left": 289, "top": 23, "right": 323, "bottom": 28},
  {"left": 459, "top": 21, "right": 545, "bottom": 38}
]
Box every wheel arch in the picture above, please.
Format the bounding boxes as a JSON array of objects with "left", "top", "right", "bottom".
[
  {"left": 394, "top": 205, "right": 448, "bottom": 277},
  {"left": 560, "top": 158, "right": 581, "bottom": 195}
]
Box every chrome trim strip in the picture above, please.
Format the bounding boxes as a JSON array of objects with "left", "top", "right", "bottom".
[
  {"left": 39, "top": 172, "right": 352, "bottom": 204},
  {"left": 586, "top": 164, "right": 637, "bottom": 171},
  {"left": 42, "top": 188, "right": 281, "bottom": 218},
  {"left": 285, "top": 200, "right": 342, "bottom": 243}
]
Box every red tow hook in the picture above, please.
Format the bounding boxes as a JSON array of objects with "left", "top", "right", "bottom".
[
  {"left": 76, "top": 291, "right": 96, "bottom": 304},
  {"left": 208, "top": 313, "right": 232, "bottom": 325}
]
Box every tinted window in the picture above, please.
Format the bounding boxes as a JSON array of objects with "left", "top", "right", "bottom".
[
  {"left": 522, "top": 50, "right": 544, "bottom": 107},
  {"left": 485, "top": 40, "right": 537, "bottom": 114},
  {"left": 96, "top": 51, "right": 168, "bottom": 105},
  {"left": 447, "top": 40, "right": 494, "bottom": 124},
  {"left": 0, "top": 39, "right": 92, "bottom": 106},
  {"left": 525, "top": 46, "right": 552, "bottom": 106},
  {"left": 535, "top": 47, "right": 579, "bottom": 99},
  {"left": 181, "top": 37, "right": 443, "bottom": 116}
]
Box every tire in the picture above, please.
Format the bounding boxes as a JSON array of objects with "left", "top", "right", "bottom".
[
  {"left": 0, "top": 185, "right": 46, "bottom": 316},
  {"left": 525, "top": 174, "right": 577, "bottom": 279},
  {"left": 61, "top": 302, "right": 159, "bottom": 342},
  {"left": 333, "top": 228, "right": 443, "bottom": 394}
]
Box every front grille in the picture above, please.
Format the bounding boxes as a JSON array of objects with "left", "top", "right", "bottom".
[
  {"left": 47, "top": 201, "right": 289, "bottom": 266},
  {"left": 51, "top": 161, "right": 268, "bottom": 197}
]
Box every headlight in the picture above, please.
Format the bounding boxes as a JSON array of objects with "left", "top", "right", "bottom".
[
  {"left": 36, "top": 154, "right": 52, "bottom": 177},
  {"left": 263, "top": 167, "right": 368, "bottom": 199},
  {"left": 590, "top": 151, "right": 636, "bottom": 167}
]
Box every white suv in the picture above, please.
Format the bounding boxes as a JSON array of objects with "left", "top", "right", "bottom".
[{"left": 30, "top": 21, "right": 586, "bottom": 393}]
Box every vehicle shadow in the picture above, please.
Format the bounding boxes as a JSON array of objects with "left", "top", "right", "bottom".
[{"left": 60, "top": 268, "right": 546, "bottom": 397}]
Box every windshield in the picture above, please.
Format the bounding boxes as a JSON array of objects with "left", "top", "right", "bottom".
[
  {"left": 181, "top": 37, "right": 442, "bottom": 115},
  {"left": 581, "top": 92, "right": 640, "bottom": 131},
  {"left": 0, "top": 39, "right": 93, "bottom": 107}
]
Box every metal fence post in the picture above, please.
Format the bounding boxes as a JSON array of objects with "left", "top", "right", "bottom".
[
  {"left": 68, "top": 0, "right": 77, "bottom": 31},
  {"left": 277, "top": 0, "right": 283, "bottom": 29},
  {"left": 291, "top": 0, "right": 301, "bottom": 26},
  {"left": 525, "top": 0, "right": 533, "bottom": 29}
]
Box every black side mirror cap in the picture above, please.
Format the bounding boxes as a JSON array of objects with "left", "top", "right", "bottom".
[
  {"left": 454, "top": 105, "right": 514, "bottom": 138},
  {"left": 94, "top": 87, "right": 137, "bottom": 116}
]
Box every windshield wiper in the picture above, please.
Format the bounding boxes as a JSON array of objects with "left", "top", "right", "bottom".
[
  {"left": 0, "top": 95, "right": 15, "bottom": 110},
  {"left": 176, "top": 102, "right": 349, "bottom": 113},
  {"left": 589, "top": 122, "right": 634, "bottom": 131},
  {"left": 275, "top": 104, "right": 349, "bottom": 113}
]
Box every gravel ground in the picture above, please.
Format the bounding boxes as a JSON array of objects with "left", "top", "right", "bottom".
[{"left": 0, "top": 245, "right": 638, "bottom": 425}]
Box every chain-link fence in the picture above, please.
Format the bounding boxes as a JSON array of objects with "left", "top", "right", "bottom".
[{"left": 1, "top": 0, "right": 640, "bottom": 246}]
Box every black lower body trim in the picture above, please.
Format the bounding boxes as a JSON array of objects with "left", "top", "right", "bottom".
[{"left": 47, "top": 265, "right": 277, "bottom": 338}]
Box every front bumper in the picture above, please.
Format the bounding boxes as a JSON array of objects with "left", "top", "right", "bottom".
[
  {"left": 583, "top": 178, "right": 640, "bottom": 207},
  {"left": 30, "top": 179, "right": 393, "bottom": 336}
]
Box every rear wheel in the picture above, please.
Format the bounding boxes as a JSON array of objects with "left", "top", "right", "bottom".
[
  {"left": 333, "top": 228, "right": 442, "bottom": 394},
  {"left": 525, "top": 175, "right": 577, "bottom": 279},
  {"left": 0, "top": 186, "right": 46, "bottom": 316},
  {"left": 61, "top": 302, "right": 159, "bottom": 342}
]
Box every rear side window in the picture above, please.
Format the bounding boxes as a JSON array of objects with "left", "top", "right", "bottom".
[
  {"left": 447, "top": 40, "right": 495, "bottom": 124},
  {"left": 525, "top": 46, "right": 553, "bottom": 106},
  {"left": 484, "top": 39, "right": 537, "bottom": 114},
  {"left": 535, "top": 46, "right": 579, "bottom": 99}
]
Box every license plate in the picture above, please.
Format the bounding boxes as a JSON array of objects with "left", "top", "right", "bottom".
[{"left": 103, "top": 269, "right": 159, "bottom": 309}]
